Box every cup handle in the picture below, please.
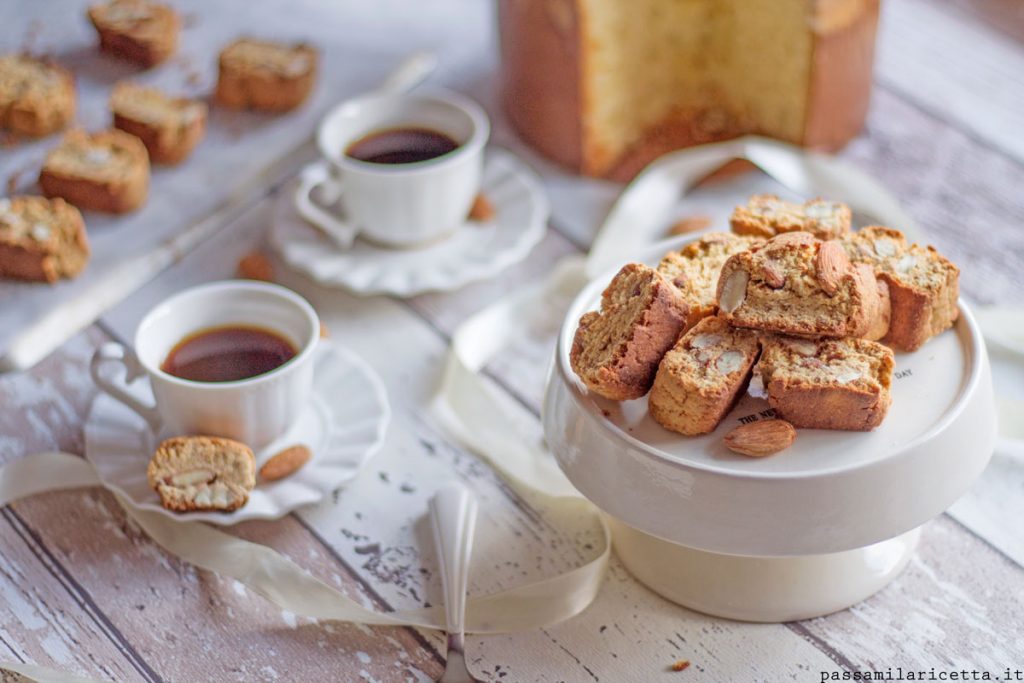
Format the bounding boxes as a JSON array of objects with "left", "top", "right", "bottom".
[
  {"left": 294, "top": 165, "right": 358, "bottom": 249},
  {"left": 90, "top": 342, "right": 162, "bottom": 434}
]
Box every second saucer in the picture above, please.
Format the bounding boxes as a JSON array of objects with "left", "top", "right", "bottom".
[{"left": 270, "top": 150, "right": 549, "bottom": 297}]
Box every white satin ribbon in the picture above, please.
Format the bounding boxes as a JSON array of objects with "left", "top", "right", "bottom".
[{"left": 4, "top": 136, "right": 1022, "bottom": 682}]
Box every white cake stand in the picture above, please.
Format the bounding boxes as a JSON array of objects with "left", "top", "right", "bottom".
[{"left": 542, "top": 235, "right": 996, "bottom": 622}]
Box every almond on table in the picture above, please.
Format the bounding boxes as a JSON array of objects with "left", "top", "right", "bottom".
[{"left": 237, "top": 250, "right": 274, "bottom": 281}]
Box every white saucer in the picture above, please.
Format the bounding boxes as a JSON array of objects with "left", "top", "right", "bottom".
[
  {"left": 84, "top": 340, "right": 390, "bottom": 525},
  {"left": 269, "top": 149, "right": 549, "bottom": 297}
]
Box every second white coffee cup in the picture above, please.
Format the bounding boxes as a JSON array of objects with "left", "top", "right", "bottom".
[
  {"left": 90, "top": 281, "right": 320, "bottom": 449},
  {"left": 295, "top": 89, "right": 489, "bottom": 248}
]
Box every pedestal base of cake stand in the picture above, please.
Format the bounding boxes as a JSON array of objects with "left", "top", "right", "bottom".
[{"left": 610, "top": 517, "right": 920, "bottom": 623}]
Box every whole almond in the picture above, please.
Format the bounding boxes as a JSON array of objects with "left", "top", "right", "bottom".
[
  {"left": 667, "top": 215, "right": 711, "bottom": 236},
  {"left": 761, "top": 261, "right": 786, "bottom": 289},
  {"left": 168, "top": 469, "right": 216, "bottom": 487},
  {"left": 815, "top": 241, "right": 849, "bottom": 296},
  {"left": 238, "top": 251, "right": 274, "bottom": 282},
  {"left": 467, "top": 193, "right": 496, "bottom": 222},
  {"left": 718, "top": 269, "right": 749, "bottom": 314},
  {"left": 260, "top": 445, "right": 312, "bottom": 481},
  {"left": 723, "top": 419, "right": 796, "bottom": 457}
]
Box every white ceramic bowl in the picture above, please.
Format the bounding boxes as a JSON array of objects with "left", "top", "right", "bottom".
[{"left": 543, "top": 234, "right": 996, "bottom": 558}]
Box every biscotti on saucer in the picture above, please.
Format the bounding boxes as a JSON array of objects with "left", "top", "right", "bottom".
[
  {"left": 570, "top": 263, "right": 689, "bottom": 401},
  {"left": 753, "top": 335, "right": 894, "bottom": 431},
  {"left": 40, "top": 129, "right": 150, "bottom": 213},
  {"left": 716, "top": 232, "right": 883, "bottom": 340},
  {"left": 0, "top": 54, "right": 76, "bottom": 137},
  {"left": 87, "top": 0, "right": 180, "bottom": 67},
  {"left": 0, "top": 196, "right": 89, "bottom": 282},
  {"left": 842, "top": 226, "right": 959, "bottom": 351},
  {"left": 649, "top": 316, "right": 760, "bottom": 435},
  {"left": 215, "top": 38, "right": 318, "bottom": 112},
  {"left": 148, "top": 436, "right": 256, "bottom": 513},
  {"left": 656, "top": 232, "right": 764, "bottom": 331},
  {"left": 110, "top": 82, "right": 207, "bottom": 164},
  {"left": 731, "top": 194, "right": 851, "bottom": 241}
]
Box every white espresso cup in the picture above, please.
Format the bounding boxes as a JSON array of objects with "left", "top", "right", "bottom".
[
  {"left": 294, "top": 89, "right": 489, "bottom": 248},
  {"left": 90, "top": 281, "right": 320, "bottom": 449}
]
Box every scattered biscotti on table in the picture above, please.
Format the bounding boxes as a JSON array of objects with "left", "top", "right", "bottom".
[
  {"left": 110, "top": 82, "right": 207, "bottom": 164},
  {"left": 88, "top": 0, "right": 180, "bottom": 67},
  {"left": 570, "top": 263, "right": 689, "bottom": 401},
  {"left": 148, "top": 436, "right": 256, "bottom": 513},
  {"left": 39, "top": 128, "right": 150, "bottom": 213},
  {"left": 716, "top": 232, "right": 886, "bottom": 340},
  {"left": 0, "top": 54, "right": 76, "bottom": 137},
  {"left": 842, "top": 226, "right": 960, "bottom": 351},
  {"left": 656, "top": 232, "right": 763, "bottom": 331},
  {"left": 215, "top": 38, "right": 318, "bottom": 112},
  {"left": 753, "top": 335, "right": 894, "bottom": 431},
  {"left": 730, "top": 194, "right": 852, "bottom": 240},
  {"left": 649, "top": 316, "right": 760, "bottom": 436},
  {"left": 0, "top": 196, "right": 90, "bottom": 282}
]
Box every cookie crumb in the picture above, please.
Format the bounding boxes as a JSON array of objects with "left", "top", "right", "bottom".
[
  {"left": 671, "top": 659, "right": 690, "bottom": 672},
  {"left": 667, "top": 215, "right": 711, "bottom": 236},
  {"left": 468, "top": 193, "right": 496, "bottom": 222},
  {"left": 237, "top": 251, "right": 273, "bottom": 281}
]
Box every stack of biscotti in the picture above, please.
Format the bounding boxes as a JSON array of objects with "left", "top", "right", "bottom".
[{"left": 570, "top": 194, "right": 960, "bottom": 438}]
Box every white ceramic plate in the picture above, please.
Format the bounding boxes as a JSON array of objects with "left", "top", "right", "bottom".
[
  {"left": 269, "top": 149, "right": 549, "bottom": 297},
  {"left": 84, "top": 340, "right": 389, "bottom": 525},
  {"left": 543, "top": 233, "right": 996, "bottom": 556}
]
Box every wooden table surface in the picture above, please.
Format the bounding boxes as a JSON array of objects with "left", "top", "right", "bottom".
[{"left": 2, "top": 1, "right": 1023, "bottom": 681}]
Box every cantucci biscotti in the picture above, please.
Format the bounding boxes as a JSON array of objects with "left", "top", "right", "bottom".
[
  {"left": 0, "top": 196, "right": 89, "bottom": 282},
  {"left": 649, "top": 316, "right": 760, "bottom": 435},
  {"left": 39, "top": 129, "right": 150, "bottom": 213},
  {"left": 752, "top": 335, "right": 894, "bottom": 431},
  {"left": 656, "top": 232, "right": 764, "bottom": 331},
  {"left": 570, "top": 263, "right": 689, "bottom": 401},
  {"left": 842, "top": 226, "right": 959, "bottom": 351},
  {"left": 716, "top": 232, "right": 885, "bottom": 340}
]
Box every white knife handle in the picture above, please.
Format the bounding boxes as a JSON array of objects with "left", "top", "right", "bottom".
[
  {"left": 376, "top": 50, "right": 438, "bottom": 96},
  {"left": 429, "top": 482, "right": 478, "bottom": 646}
]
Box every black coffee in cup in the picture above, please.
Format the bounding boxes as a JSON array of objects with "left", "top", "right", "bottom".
[{"left": 346, "top": 127, "right": 459, "bottom": 165}]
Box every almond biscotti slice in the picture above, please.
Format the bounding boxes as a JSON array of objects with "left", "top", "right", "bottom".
[
  {"left": 570, "top": 263, "right": 689, "bottom": 401},
  {"left": 148, "top": 436, "right": 256, "bottom": 513},
  {"left": 842, "top": 226, "right": 959, "bottom": 352},
  {"left": 0, "top": 54, "right": 76, "bottom": 137},
  {"left": 649, "top": 316, "right": 760, "bottom": 435},
  {"left": 110, "top": 82, "right": 207, "bottom": 164},
  {"left": 656, "top": 232, "right": 764, "bottom": 331},
  {"left": 731, "top": 194, "right": 851, "bottom": 240},
  {"left": 40, "top": 129, "right": 150, "bottom": 214},
  {"left": 752, "top": 335, "right": 894, "bottom": 431},
  {"left": 88, "top": 0, "right": 180, "bottom": 67},
  {"left": 215, "top": 38, "right": 318, "bottom": 112},
  {"left": 0, "top": 196, "right": 89, "bottom": 282},
  {"left": 716, "top": 232, "right": 882, "bottom": 339}
]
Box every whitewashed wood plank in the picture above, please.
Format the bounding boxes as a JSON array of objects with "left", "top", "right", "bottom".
[{"left": 876, "top": 0, "right": 1024, "bottom": 164}]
